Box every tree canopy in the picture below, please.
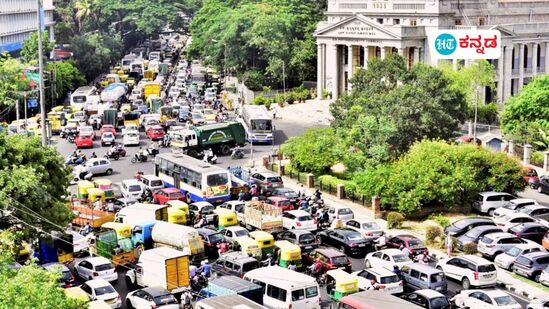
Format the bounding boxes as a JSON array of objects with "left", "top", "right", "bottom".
[
  {"left": 71, "top": 32, "right": 123, "bottom": 81},
  {"left": 48, "top": 61, "right": 86, "bottom": 102},
  {"left": 20, "top": 32, "right": 55, "bottom": 65},
  {"left": 0, "top": 54, "right": 29, "bottom": 108}
]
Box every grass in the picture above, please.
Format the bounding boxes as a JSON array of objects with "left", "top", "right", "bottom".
[{"left": 511, "top": 273, "right": 549, "bottom": 293}]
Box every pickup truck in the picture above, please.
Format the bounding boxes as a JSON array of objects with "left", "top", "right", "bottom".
[{"left": 241, "top": 201, "right": 283, "bottom": 234}]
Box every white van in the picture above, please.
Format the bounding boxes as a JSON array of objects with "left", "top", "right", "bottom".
[
  {"left": 244, "top": 266, "right": 320, "bottom": 309},
  {"left": 121, "top": 179, "right": 144, "bottom": 199},
  {"left": 140, "top": 174, "right": 164, "bottom": 192}
]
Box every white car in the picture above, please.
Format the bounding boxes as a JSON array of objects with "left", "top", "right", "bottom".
[
  {"left": 222, "top": 226, "right": 250, "bottom": 244},
  {"left": 123, "top": 130, "right": 140, "bottom": 146},
  {"left": 125, "top": 286, "right": 180, "bottom": 309},
  {"left": 121, "top": 179, "right": 144, "bottom": 199},
  {"left": 74, "top": 257, "right": 118, "bottom": 282},
  {"left": 452, "top": 289, "right": 521, "bottom": 309},
  {"left": 477, "top": 232, "right": 530, "bottom": 258},
  {"left": 101, "top": 132, "right": 115, "bottom": 146},
  {"left": 168, "top": 87, "right": 181, "bottom": 98},
  {"left": 122, "top": 124, "right": 139, "bottom": 135},
  {"left": 351, "top": 267, "right": 403, "bottom": 294},
  {"left": 494, "top": 243, "right": 546, "bottom": 270},
  {"left": 435, "top": 255, "right": 497, "bottom": 289},
  {"left": 218, "top": 200, "right": 246, "bottom": 223},
  {"left": 528, "top": 296, "right": 549, "bottom": 309},
  {"left": 73, "top": 158, "right": 113, "bottom": 180},
  {"left": 204, "top": 92, "right": 216, "bottom": 102},
  {"left": 364, "top": 249, "right": 412, "bottom": 270},
  {"left": 80, "top": 278, "right": 121, "bottom": 308},
  {"left": 539, "top": 265, "right": 549, "bottom": 287},
  {"left": 492, "top": 198, "right": 539, "bottom": 218},
  {"left": 345, "top": 218, "right": 384, "bottom": 240},
  {"left": 327, "top": 205, "right": 354, "bottom": 223},
  {"left": 282, "top": 210, "right": 316, "bottom": 231},
  {"left": 494, "top": 212, "right": 540, "bottom": 232},
  {"left": 139, "top": 174, "right": 165, "bottom": 192}
]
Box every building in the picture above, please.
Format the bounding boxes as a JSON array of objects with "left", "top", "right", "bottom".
[
  {"left": 0, "top": 0, "right": 55, "bottom": 53},
  {"left": 315, "top": 0, "right": 549, "bottom": 103}
]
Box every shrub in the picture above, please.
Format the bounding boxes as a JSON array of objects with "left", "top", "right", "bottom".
[
  {"left": 387, "top": 212, "right": 405, "bottom": 229},
  {"left": 286, "top": 91, "right": 296, "bottom": 104},
  {"left": 317, "top": 175, "right": 359, "bottom": 195},
  {"left": 429, "top": 213, "right": 451, "bottom": 228},
  {"left": 321, "top": 88, "right": 330, "bottom": 99},
  {"left": 425, "top": 226, "right": 443, "bottom": 245},
  {"left": 240, "top": 69, "right": 265, "bottom": 91},
  {"left": 264, "top": 99, "right": 272, "bottom": 110},
  {"left": 274, "top": 93, "right": 285, "bottom": 104},
  {"left": 463, "top": 242, "right": 478, "bottom": 254},
  {"left": 531, "top": 151, "right": 544, "bottom": 167},
  {"left": 253, "top": 96, "right": 269, "bottom": 106}
]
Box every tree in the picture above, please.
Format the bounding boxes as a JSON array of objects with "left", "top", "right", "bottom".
[
  {"left": 0, "top": 231, "right": 88, "bottom": 309},
  {"left": 501, "top": 75, "right": 549, "bottom": 143},
  {"left": 47, "top": 61, "right": 86, "bottom": 102},
  {"left": 75, "top": 0, "right": 97, "bottom": 32},
  {"left": 20, "top": 32, "right": 55, "bottom": 65},
  {"left": 0, "top": 54, "right": 29, "bottom": 108},
  {"left": 0, "top": 133, "right": 73, "bottom": 232},
  {"left": 71, "top": 32, "right": 123, "bottom": 81},
  {"left": 280, "top": 128, "right": 340, "bottom": 174}
]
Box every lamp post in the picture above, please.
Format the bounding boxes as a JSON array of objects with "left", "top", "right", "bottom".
[{"left": 37, "top": 0, "right": 47, "bottom": 146}]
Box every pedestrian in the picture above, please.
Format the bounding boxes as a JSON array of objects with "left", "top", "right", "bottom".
[
  {"left": 217, "top": 241, "right": 229, "bottom": 256},
  {"left": 181, "top": 289, "right": 193, "bottom": 309},
  {"left": 238, "top": 190, "right": 246, "bottom": 201},
  {"left": 299, "top": 184, "right": 306, "bottom": 198},
  {"left": 445, "top": 234, "right": 453, "bottom": 257},
  {"left": 93, "top": 197, "right": 103, "bottom": 211}
]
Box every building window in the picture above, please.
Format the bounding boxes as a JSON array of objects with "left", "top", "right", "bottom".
[
  {"left": 377, "top": 18, "right": 384, "bottom": 24},
  {"left": 410, "top": 19, "right": 417, "bottom": 26},
  {"left": 455, "top": 19, "right": 462, "bottom": 25},
  {"left": 394, "top": 19, "right": 400, "bottom": 25},
  {"left": 479, "top": 17, "right": 486, "bottom": 26}
]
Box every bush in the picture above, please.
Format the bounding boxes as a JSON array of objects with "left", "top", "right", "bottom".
[
  {"left": 531, "top": 151, "right": 544, "bottom": 167},
  {"left": 318, "top": 175, "right": 359, "bottom": 195},
  {"left": 286, "top": 91, "right": 296, "bottom": 104},
  {"left": 387, "top": 212, "right": 405, "bottom": 229},
  {"left": 253, "top": 96, "right": 269, "bottom": 106},
  {"left": 425, "top": 226, "right": 443, "bottom": 245},
  {"left": 463, "top": 242, "right": 478, "bottom": 254},
  {"left": 240, "top": 69, "right": 265, "bottom": 91},
  {"left": 429, "top": 213, "right": 451, "bottom": 228},
  {"left": 321, "top": 88, "right": 330, "bottom": 99},
  {"left": 274, "top": 93, "right": 285, "bottom": 104}
]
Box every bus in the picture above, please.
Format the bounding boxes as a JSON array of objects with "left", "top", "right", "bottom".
[
  {"left": 71, "top": 86, "right": 97, "bottom": 110},
  {"left": 154, "top": 153, "right": 232, "bottom": 204},
  {"left": 240, "top": 105, "right": 273, "bottom": 144},
  {"left": 123, "top": 111, "right": 140, "bottom": 127}
]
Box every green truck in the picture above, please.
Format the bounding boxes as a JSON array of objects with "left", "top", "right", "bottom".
[
  {"left": 102, "top": 108, "right": 119, "bottom": 128},
  {"left": 170, "top": 121, "right": 246, "bottom": 157},
  {"left": 94, "top": 230, "right": 135, "bottom": 267}
]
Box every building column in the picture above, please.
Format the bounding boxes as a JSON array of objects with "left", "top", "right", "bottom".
[
  {"left": 546, "top": 42, "right": 549, "bottom": 74},
  {"left": 453, "top": 59, "right": 459, "bottom": 70},
  {"left": 503, "top": 45, "right": 513, "bottom": 102},
  {"left": 533, "top": 43, "right": 539, "bottom": 75},
  {"left": 519, "top": 43, "right": 525, "bottom": 90},
  {"left": 328, "top": 44, "right": 339, "bottom": 100},
  {"left": 317, "top": 44, "right": 323, "bottom": 98},
  {"left": 347, "top": 45, "right": 354, "bottom": 92},
  {"left": 413, "top": 47, "right": 420, "bottom": 65},
  {"left": 497, "top": 52, "right": 504, "bottom": 104},
  {"left": 363, "top": 46, "right": 369, "bottom": 69},
  {"left": 397, "top": 48, "right": 403, "bottom": 56},
  {"left": 380, "top": 47, "right": 386, "bottom": 60}
]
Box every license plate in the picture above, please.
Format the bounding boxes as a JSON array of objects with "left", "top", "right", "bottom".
[
  {"left": 358, "top": 244, "right": 365, "bottom": 247},
  {"left": 305, "top": 246, "right": 313, "bottom": 249},
  {"left": 435, "top": 286, "right": 442, "bottom": 291}
]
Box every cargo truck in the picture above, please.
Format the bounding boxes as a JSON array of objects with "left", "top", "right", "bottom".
[
  {"left": 143, "top": 82, "right": 161, "bottom": 100},
  {"left": 241, "top": 201, "right": 283, "bottom": 234},
  {"left": 102, "top": 108, "right": 118, "bottom": 128},
  {"left": 125, "top": 247, "right": 190, "bottom": 293},
  {"left": 170, "top": 122, "right": 246, "bottom": 157},
  {"left": 114, "top": 203, "right": 168, "bottom": 227},
  {"left": 151, "top": 221, "right": 205, "bottom": 262},
  {"left": 93, "top": 229, "right": 135, "bottom": 267},
  {"left": 199, "top": 276, "right": 263, "bottom": 304}
]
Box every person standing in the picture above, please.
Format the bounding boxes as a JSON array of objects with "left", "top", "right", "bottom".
[{"left": 445, "top": 234, "right": 453, "bottom": 257}]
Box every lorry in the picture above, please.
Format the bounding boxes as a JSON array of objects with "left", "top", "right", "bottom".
[
  {"left": 241, "top": 201, "right": 283, "bottom": 234},
  {"left": 125, "top": 247, "right": 190, "bottom": 293},
  {"left": 100, "top": 83, "right": 127, "bottom": 103},
  {"left": 93, "top": 229, "right": 135, "bottom": 266},
  {"left": 147, "top": 95, "right": 164, "bottom": 113},
  {"left": 143, "top": 82, "right": 161, "bottom": 100},
  {"left": 114, "top": 203, "right": 169, "bottom": 227},
  {"left": 71, "top": 205, "right": 115, "bottom": 228},
  {"left": 199, "top": 276, "right": 263, "bottom": 303},
  {"left": 37, "top": 233, "right": 74, "bottom": 265},
  {"left": 151, "top": 221, "right": 205, "bottom": 262},
  {"left": 170, "top": 122, "right": 246, "bottom": 157},
  {"left": 102, "top": 108, "right": 118, "bottom": 128}
]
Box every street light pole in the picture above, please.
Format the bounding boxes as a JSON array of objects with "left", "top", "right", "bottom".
[
  {"left": 473, "top": 62, "right": 480, "bottom": 142},
  {"left": 224, "top": 43, "right": 227, "bottom": 91},
  {"left": 37, "top": 0, "right": 47, "bottom": 146},
  {"left": 282, "top": 61, "right": 286, "bottom": 102}
]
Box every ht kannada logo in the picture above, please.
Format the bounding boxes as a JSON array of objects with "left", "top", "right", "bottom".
[{"left": 435, "top": 33, "right": 457, "bottom": 56}]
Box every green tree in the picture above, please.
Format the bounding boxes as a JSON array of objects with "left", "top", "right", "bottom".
[
  {"left": 20, "top": 32, "right": 55, "bottom": 65},
  {"left": 47, "top": 61, "right": 86, "bottom": 102},
  {"left": 0, "top": 133, "right": 73, "bottom": 231},
  {"left": 75, "top": 0, "right": 98, "bottom": 32},
  {"left": 501, "top": 75, "right": 549, "bottom": 143},
  {"left": 0, "top": 54, "right": 29, "bottom": 108},
  {"left": 71, "top": 32, "right": 123, "bottom": 81},
  {"left": 281, "top": 128, "right": 339, "bottom": 174}
]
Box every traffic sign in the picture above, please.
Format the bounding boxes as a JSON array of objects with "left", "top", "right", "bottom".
[{"left": 27, "top": 98, "right": 38, "bottom": 108}]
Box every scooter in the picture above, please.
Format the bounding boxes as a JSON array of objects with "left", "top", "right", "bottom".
[
  {"left": 231, "top": 149, "right": 244, "bottom": 159},
  {"left": 65, "top": 154, "right": 87, "bottom": 166},
  {"left": 146, "top": 146, "right": 159, "bottom": 156},
  {"left": 131, "top": 153, "right": 148, "bottom": 163},
  {"left": 67, "top": 134, "right": 76, "bottom": 143},
  {"left": 104, "top": 151, "right": 120, "bottom": 160},
  {"left": 203, "top": 153, "right": 217, "bottom": 164}
]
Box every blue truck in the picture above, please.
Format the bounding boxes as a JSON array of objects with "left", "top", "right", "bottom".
[{"left": 198, "top": 275, "right": 263, "bottom": 304}]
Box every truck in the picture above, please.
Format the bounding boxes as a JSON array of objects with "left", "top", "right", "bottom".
[
  {"left": 151, "top": 221, "right": 205, "bottom": 262},
  {"left": 170, "top": 122, "right": 246, "bottom": 157},
  {"left": 199, "top": 276, "right": 263, "bottom": 303},
  {"left": 114, "top": 203, "right": 169, "bottom": 227},
  {"left": 37, "top": 233, "right": 74, "bottom": 265},
  {"left": 93, "top": 229, "right": 135, "bottom": 267},
  {"left": 125, "top": 247, "right": 190, "bottom": 293},
  {"left": 71, "top": 206, "right": 114, "bottom": 228},
  {"left": 143, "top": 82, "right": 161, "bottom": 100},
  {"left": 147, "top": 95, "right": 164, "bottom": 113},
  {"left": 102, "top": 108, "right": 118, "bottom": 128},
  {"left": 100, "top": 83, "right": 127, "bottom": 103},
  {"left": 241, "top": 201, "right": 283, "bottom": 234}
]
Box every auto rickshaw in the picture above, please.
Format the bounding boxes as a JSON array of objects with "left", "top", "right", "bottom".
[
  {"left": 93, "top": 179, "right": 114, "bottom": 201},
  {"left": 87, "top": 188, "right": 106, "bottom": 204},
  {"left": 249, "top": 231, "right": 275, "bottom": 257},
  {"left": 120, "top": 103, "right": 133, "bottom": 113},
  {"left": 100, "top": 222, "right": 131, "bottom": 239},
  {"left": 99, "top": 76, "right": 109, "bottom": 88},
  {"left": 168, "top": 206, "right": 187, "bottom": 225},
  {"left": 234, "top": 237, "right": 262, "bottom": 259},
  {"left": 274, "top": 240, "right": 302, "bottom": 269},
  {"left": 166, "top": 200, "right": 189, "bottom": 217},
  {"left": 325, "top": 269, "right": 359, "bottom": 301},
  {"left": 77, "top": 180, "right": 95, "bottom": 199},
  {"left": 213, "top": 208, "right": 237, "bottom": 230}
]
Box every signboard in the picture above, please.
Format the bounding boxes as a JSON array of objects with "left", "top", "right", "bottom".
[
  {"left": 27, "top": 98, "right": 38, "bottom": 108},
  {"left": 431, "top": 30, "right": 501, "bottom": 59}
]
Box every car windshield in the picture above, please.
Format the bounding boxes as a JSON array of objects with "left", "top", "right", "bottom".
[
  {"left": 192, "top": 113, "right": 204, "bottom": 120},
  {"left": 408, "top": 239, "right": 424, "bottom": 248},
  {"left": 62, "top": 270, "right": 72, "bottom": 281},
  {"left": 480, "top": 236, "right": 495, "bottom": 244},
  {"left": 338, "top": 208, "right": 353, "bottom": 215},
  {"left": 494, "top": 296, "right": 518, "bottom": 306},
  {"left": 103, "top": 133, "right": 113, "bottom": 138},
  {"left": 478, "top": 264, "right": 496, "bottom": 272},
  {"left": 380, "top": 275, "right": 400, "bottom": 284},
  {"left": 235, "top": 230, "right": 249, "bottom": 237},
  {"left": 299, "top": 234, "right": 316, "bottom": 244},
  {"left": 509, "top": 225, "right": 525, "bottom": 234},
  {"left": 431, "top": 273, "right": 446, "bottom": 283},
  {"left": 267, "top": 176, "right": 282, "bottom": 183},
  {"left": 392, "top": 254, "right": 411, "bottom": 263},
  {"left": 362, "top": 222, "right": 380, "bottom": 230},
  {"left": 235, "top": 204, "right": 245, "bottom": 213},
  {"left": 347, "top": 234, "right": 366, "bottom": 241},
  {"left": 297, "top": 215, "right": 313, "bottom": 222},
  {"left": 95, "top": 263, "right": 114, "bottom": 271},
  {"left": 127, "top": 132, "right": 138, "bottom": 137},
  {"left": 505, "top": 246, "right": 522, "bottom": 257},
  {"left": 430, "top": 297, "right": 449, "bottom": 308},
  {"left": 154, "top": 294, "right": 178, "bottom": 306},
  {"left": 464, "top": 228, "right": 485, "bottom": 238},
  {"left": 149, "top": 180, "right": 162, "bottom": 187},
  {"left": 207, "top": 173, "right": 228, "bottom": 186},
  {"left": 209, "top": 233, "right": 225, "bottom": 243},
  {"left": 200, "top": 205, "right": 214, "bottom": 213},
  {"left": 243, "top": 261, "right": 260, "bottom": 272},
  {"left": 331, "top": 256, "right": 349, "bottom": 265},
  {"left": 94, "top": 285, "right": 116, "bottom": 296},
  {"left": 128, "top": 185, "right": 142, "bottom": 192},
  {"left": 203, "top": 109, "right": 215, "bottom": 115},
  {"left": 168, "top": 192, "right": 183, "bottom": 198},
  {"left": 518, "top": 208, "right": 534, "bottom": 214}
]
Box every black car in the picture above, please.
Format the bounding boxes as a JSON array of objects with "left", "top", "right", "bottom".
[
  {"left": 269, "top": 187, "right": 300, "bottom": 206},
  {"left": 538, "top": 176, "right": 549, "bottom": 195},
  {"left": 401, "top": 290, "right": 450, "bottom": 309},
  {"left": 509, "top": 222, "right": 549, "bottom": 243},
  {"left": 42, "top": 263, "right": 76, "bottom": 288},
  {"left": 197, "top": 227, "right": 226, "bottom": 257},
  {"left": 444, "top": 217, "right": 495, "bottom": 237},
  {"left": 316, "top": 228, "right": 369, "bottom": 256},
  {"left": 277, "top": 230, "right": 319, "bottom": 253},
  {"left": 456, "top": 225, "right": 503, "bottom": 251}
]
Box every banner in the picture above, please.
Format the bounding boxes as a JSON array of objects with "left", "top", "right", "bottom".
[{"left": 431, "top": 30, "right": 501, "bottom": 59}]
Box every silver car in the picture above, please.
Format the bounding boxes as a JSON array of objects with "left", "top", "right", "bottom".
[
  {"left": 477, "top": 232, "right": 530, "bottom": 259},
  {"left": 75, "top": 158, "right": 113, "bottom": 179},
  {"left": 472, "top": 192, "right": 516, "bottom": 216}
]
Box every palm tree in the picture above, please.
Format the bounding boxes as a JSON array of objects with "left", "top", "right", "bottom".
[{"left": 74, "top": 0, "right": 96, "bottom": 33}]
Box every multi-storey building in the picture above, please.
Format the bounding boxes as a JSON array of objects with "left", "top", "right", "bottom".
[
  {"left": 0, "top": 0, "right": 55, "bottom": 53},
  {"left": 315, "top": 0, "right": 549, "bottom": 103}
]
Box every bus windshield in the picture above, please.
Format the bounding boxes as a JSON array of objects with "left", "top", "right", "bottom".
[
  {"left": 251, "top": 119, "right": 272, "bottom": 132},
  {"left": 207, "top": 173, "right": 228, "bottom": 186}
]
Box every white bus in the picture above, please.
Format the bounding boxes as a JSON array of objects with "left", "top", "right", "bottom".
[
  {"left": 154, "top": 153, "right": 232, "bottom": 204},
  {"left": 243, "top": 266, "right": 320, "bottom": 309},
  {"left": 70, "top": 86, "right": 97, "bottom": 109},
  {"left": 240, "top": 105, "right": 273, "bottom": 144}
]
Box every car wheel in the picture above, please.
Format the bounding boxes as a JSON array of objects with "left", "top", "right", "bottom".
[
  {"left": 125, "top": 276, "right": 136, "bottom": 291},
  {"left": 461, "top": 277, "right": 471, "bottom": 289},
  {"left": 436, "top": 266, "right": 443, "bottom": 271},
  {"left": 533, "top": 271, "right": 542, "bottom": 282},
  {"left": 488, "top": 208, "right": 495, "bottom": 216},
  {"left": 106, "top": 169, "right": 113, "bottom": 175},
  {"left": 507, "top": 263, "right": 513, "bottom": 271},
  {"left": 365, "top": 260, "right": 371, "bottom": 268},
  {"left": 220, "top": 144, "right": 231, "bottom": 156},
  {"left": 538, "top": 186, "right": 543, "bottom": 194},
  {"left": 126, "top": 300, "right": 134, "bottom": 309},
  {"left": 340, "top": 245, "right": 347, "bottom": 255}
]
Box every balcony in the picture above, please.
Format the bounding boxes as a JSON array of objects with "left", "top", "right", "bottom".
[{"left": 500, "top": 23, "right": 549, "bottom": 35}]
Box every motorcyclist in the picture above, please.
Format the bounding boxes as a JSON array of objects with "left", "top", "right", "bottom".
[
  {"left": 137, "top": 147, "right": 147, "bottom": 161},
  {"left": 262, "top": 253, "right": 273, "bottom": 266},
  {"left": 107, "top": 144, "right": 116, "bottom": 157},
  {"left": 314, "top": 189, "right": 322, "bottom": 201},
  {"left": 299, "top": 198, "right": 309, "bottom": 210},
  {"left": 181, "top": 289, "right": 193, "bottom": 309},
  {"left": 309, "top": 258, "right": 323, "bottom": 282},
  {"left": 90, "top": 152, "right": 97, "bottom": 159},
  {"left": 198, "top": 260, "right": 211, "bottom": 278},
  {"left": 162, "top": 134, "right": 170, "bottom": 147}
]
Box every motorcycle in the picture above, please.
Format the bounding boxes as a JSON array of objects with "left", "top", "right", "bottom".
[
  {"left": 131, "top": 153, "right": 148, "bottom": 163},
  {"left": 67, "top": 133, "right": 76, "bottom": 143},
  {"left": 65, "top": 154, "right": 87, "bottom": 166},
  {"left": 146, "top": 145, "right": 159, "bottom": 156},
  {"left": 114, "top": 145, "right": 127, "bottom": 157},
  {"left": 191, "top": 273, "right": 207, "bottom": 292},
  {"left": 104, "top": 151, "right": 120, "bottom": 161},
  {"left": 231, "top": 149, "right": 244, "bottom": 159},
  {"left": 203, "top": 153, "right": 217, "bottom": 164}
]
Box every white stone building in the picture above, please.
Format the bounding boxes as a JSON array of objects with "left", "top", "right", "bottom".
[
  {"left": 0, "top": 0, "right": 55, "bottom": 53},
  {"left": 315, "top": 0, "right": 549, "bottom": 103}
]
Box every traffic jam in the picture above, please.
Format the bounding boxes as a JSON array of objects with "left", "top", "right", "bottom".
[{"left": 10, "top": 29, "right": 549, "bottom": 309}]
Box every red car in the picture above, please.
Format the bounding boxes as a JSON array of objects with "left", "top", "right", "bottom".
[
  {"left": 153, "top": 188, "right": 186, "bottom": 204},
  {"left": 264, "top": 196, "right": 294, "bottom": 212},
  {"left": 146, "top": 125, "right": 165, "bottom": 140},
  {"left": 304, "top": 248, "right": 352, "bottom": 274},
  {"left": 99, "top": 124, "right": 116, "bottom": 137},
  {"left": 75, "top": 133, "right": 94, "bottom": 148},
  {"left": 385, "top": 234, "right": 428, "bottom": 257}
]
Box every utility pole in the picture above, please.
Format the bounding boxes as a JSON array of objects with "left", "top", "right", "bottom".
[
  {"left": 282, "top": 61, "right": 286, "bottom": 102},
  {"left": 224, "top": 43, "right": 227, "bottom": 91},
  {"left": 15, "top": 99, "right": 20, "bottom": 133},
  {"left": 37, "top": 0, "right": 47, "bottom": 146}
]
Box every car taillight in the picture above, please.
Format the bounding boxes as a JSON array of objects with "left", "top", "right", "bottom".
[
  {"left": 365, "top": 232, "right": 373, "bottom": 236},
  {"left": 93, "top": 272, "right": 98, "bottom": 276},
  {"left": 399, "top": 281, "right": 403, "bottom": 286},
  {"left": 326, "top": 263, "right": 334, "bottom": 269},
  {"left": 377, "top": 284, "right": 385, "bottom": 289},
  {"left": 266, "top": 182, "right": 272, "bottom": 187},
  {"left": 497, "top": 223, "right": 505, "bottom": 226},
  {"left": 474, "top": 272, "right": 479, "bottom": 280},
  {"left": 350, "top": 243, "right": 357, "bottom": 247},
  {"left": 486, "top": 244, "right": 495, "bottom": 248},
  {"left": 314, "top": 218, "right": 317, "bottom": 224},
  {"left": 296, "top": 221, "right": 302, "bottom": 227}
]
